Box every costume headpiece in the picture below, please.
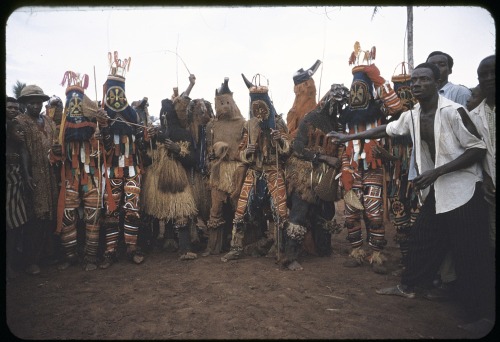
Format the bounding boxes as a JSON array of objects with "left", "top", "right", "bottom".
[
  {"left": 46, "top": 95, "right": 64, "bottom": 124},
  {"left": 318, "top": 83, "right": 350, "bottom": 116},
  {"left": 60, "top": 70, "right": 95, "bottom": 142},
  {"left": 102, "top": 51, "right": 138, "bottom": 135},
  {"left": 215, "top": 77, "right": 233, "bottom": 96},
  {"left": 348, "top": 41, "right": 376, "bottom": 67},
  {"left": 60, "top": 71, "right": 89, "bottom": 94},
  {"left": 107, "top": 51, "right": 131, "bottom": 80},
  {"left": 242, "top": 73, "right": 278, "bottom": 127},
  {"left": 214, "top": 77, "right": 243, "bottom": 121},
  {"left": 340, "top": 42, "right": 384, "bottom": 127},
  {"left": 292, "top": 60, "right": 321, "bottom": 85},
  {"left": 391, "top": 62, "right": 416, "bottom": 112}
]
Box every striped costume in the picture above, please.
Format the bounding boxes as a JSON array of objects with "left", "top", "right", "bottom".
[
  {"left": 339, "top": 54, "right": 402, "bottom": 267},
  {"left": 6, "top": 153, "right": 28, "bottom": 230},
  {"left": 52, "top": 71, "right": 102, "bottom": 269},
  {"left": 99, "top": 52, "right": 145, "bottom": 266}
]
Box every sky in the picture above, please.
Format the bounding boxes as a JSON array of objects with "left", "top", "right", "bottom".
[{"left": 5, "top": 5, "right": 496, "bottom": 122}]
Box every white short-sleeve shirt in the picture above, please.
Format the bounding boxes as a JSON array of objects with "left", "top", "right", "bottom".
[{"left": 386, "top": 95, "right": 485, "bottom": 213}]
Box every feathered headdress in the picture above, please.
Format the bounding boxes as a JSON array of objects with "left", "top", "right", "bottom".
[
  {"left": 348, "top": 41, "right": 376, "bottom": 66},
  {"left": 108, "top": 51, "right": 131, "bottom": 79},
  {"left": 60, "top": 71, "right": 89, "bottom": 94}
]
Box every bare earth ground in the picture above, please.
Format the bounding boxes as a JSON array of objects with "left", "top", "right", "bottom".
[{"left": 5, "top": 200, "right": 490, "bottom": 340}]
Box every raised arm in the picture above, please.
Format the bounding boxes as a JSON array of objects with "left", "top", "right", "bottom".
[{"left": 181, "top": 74, "right": 196, "bottom": 97}]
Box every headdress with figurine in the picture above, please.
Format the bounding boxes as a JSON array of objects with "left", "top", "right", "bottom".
[
  {"left": 242, "top": 73, "right": 278, "bottom": 130},
  {"left": 102, "top": 51, "right": 139, "bottom": 136},
  {"left": 340, "top": 41, "right": 384, "bottom": 128},
  {"left": 60, "top": 71, "right": 95, "bottom": 142}
]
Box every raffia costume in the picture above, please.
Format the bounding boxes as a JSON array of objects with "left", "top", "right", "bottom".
[
  {"left": 51, "top": 71, "right": 102, "bottom": 270},
  {"left": 141, "top": 96, "right": 198, "bottom": 258},
  {"left": 186, "top": 98, "right": 214, "bottom": 246},
  {"left": 285, "top": 84, "right": 349, "bottom": 268},
  {"left": 221, "top": 74, "right": 291, "bottom": 262},
  {"left": 204, "top": 78, "right": 246, "bottom": 255},
  {"left": 339, "top": 43, "right": 402, "bottom": 269},
  {"left": 99, "top": 52, "right": 146, "bottom": 266}
]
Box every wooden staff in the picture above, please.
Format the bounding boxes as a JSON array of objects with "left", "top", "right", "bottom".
[{"left": 93, "top": 65, "right": 101, "bottom": 226}]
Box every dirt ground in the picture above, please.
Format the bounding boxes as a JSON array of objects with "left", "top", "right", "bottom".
[{"left": 5, "top": 200, "right": 490, "bottom": 340}]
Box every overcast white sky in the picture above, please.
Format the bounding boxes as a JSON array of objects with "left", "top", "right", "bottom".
[{"left": 5, "top": 6, "right": 496, "bottom": 121}]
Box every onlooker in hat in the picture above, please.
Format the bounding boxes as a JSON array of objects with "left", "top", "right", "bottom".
[{"left": 16, "top": 84, "right": 60, "bottom": 275}]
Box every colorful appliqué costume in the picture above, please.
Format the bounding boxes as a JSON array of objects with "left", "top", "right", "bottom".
[
  {"left": 100, "top": 52, "right": 145, "bottom": 262},
  {"left": 338, "top": 43, "right": 402, "bottom": 264},
  {"left": 52, "top": 71, "right": 102, "bottom": 267}
]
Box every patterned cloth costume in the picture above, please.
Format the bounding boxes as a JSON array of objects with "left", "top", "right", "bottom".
[
  {"left": 99, "top": 51, "right": 145, "bottom": 266},
  {"left": 51, "top": 71, "right": 102, "bottom": 270},
  {"left": 221, "top": 74, "right": 291, "bottom": 262},
  {"left": 285, "top": 84, "right": 349, "bottom": 269},
  {"left": 141, "top": 96, "right": 198, "bottom": 259},
  {"left": 385, "top": 65, "right": 419, "bottom": 267},
  {"left": 204, "top": 78, "right": 246, "bottom": 255},
  {"left": 339, "top": 42, "right": 402, "bottom": 269}
]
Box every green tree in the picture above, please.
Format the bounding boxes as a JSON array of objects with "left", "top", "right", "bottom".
[
  {"left": 12, "top": 80, "right": 27, "bottom": 113},
  {"left": 12, "top": 80, "right": 26, "bottom": 99}
]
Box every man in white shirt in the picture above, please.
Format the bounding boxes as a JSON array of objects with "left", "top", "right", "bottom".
[
  {"left": 425, "top": 50, "right": 472, "bottom": 299},
  {"left": 328, "top": 62, "right": 494, "bottom": 337},
  {"left": 468, "top": 55, "right": 495, "bottom": 249}
]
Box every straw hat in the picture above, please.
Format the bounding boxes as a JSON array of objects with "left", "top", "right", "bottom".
[{"left": 17, "top": 85, "right": 50, "bottom": 103}]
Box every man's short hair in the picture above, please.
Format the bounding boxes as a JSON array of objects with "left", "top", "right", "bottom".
[
  {"left": 414, "top": 63, "right": 441, "bottom": 81},
  {"left": 426, "top": 51, "right": 454, "bottom": 70},
  {"left": 6, "top": 96, "right": 18, "bottom": 103}
]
